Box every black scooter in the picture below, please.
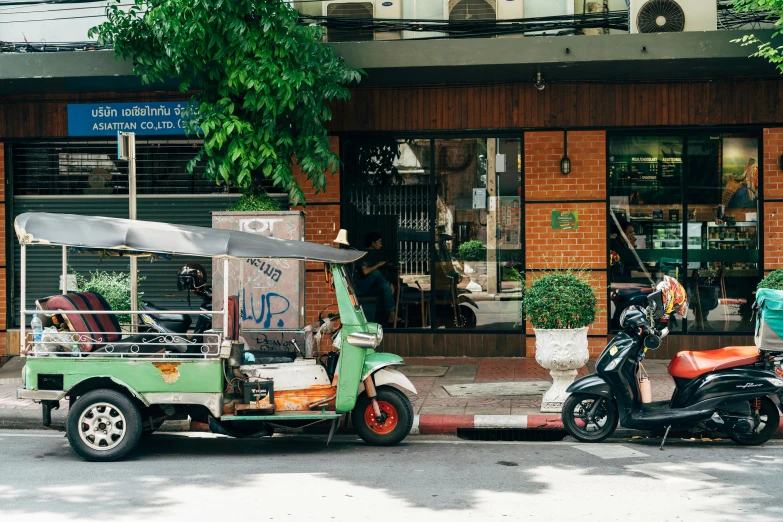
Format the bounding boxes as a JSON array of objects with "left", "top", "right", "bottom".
[{"left": 563, "top": 290, "right": 783, "bottom": 447}]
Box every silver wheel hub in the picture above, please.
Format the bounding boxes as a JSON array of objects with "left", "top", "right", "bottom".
[{"left": 78, "top": 402, "right": 126, "bottom": 451}]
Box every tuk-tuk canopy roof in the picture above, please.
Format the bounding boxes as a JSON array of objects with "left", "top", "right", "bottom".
[{"left": 14, "top": 212, "right": 365, "bottom": 264}]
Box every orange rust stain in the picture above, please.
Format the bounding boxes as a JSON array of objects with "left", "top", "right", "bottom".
[
  {"left": 152, "top": 362, "right": 181, "bottom": 384},
  {"left": 275, "top": 386, "right": 337, "bottom": 412}
]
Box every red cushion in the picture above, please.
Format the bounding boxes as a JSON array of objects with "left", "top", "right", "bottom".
[
  {"left": 668, "top": 346, "right": 761, "bottom": 380},
  {"left": 45, "top": 292, "right": 121, "bottom": 352}
]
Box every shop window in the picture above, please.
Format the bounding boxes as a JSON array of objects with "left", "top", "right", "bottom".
[
  {"left": 608, "top": 133, "right": 760, "bottom": 334},
  {"left": 343, "top": 137, "right": 523, "bottom": 331}
]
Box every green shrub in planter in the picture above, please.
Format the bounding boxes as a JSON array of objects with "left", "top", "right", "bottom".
[
  {"left": 226, "top": 191, "right": 281, "bottom": 212},
  {"left": 458, "top": 240, "right": 487, "bottom": 262},
  {"left": 525, "top": 272, "right": 596, "bottom": 329},
  {"left": 758, "top": 268, "right": 783, "bottom": 291},
  {"left": 73, "top": 270, "right": 145, "bottom": 324}
]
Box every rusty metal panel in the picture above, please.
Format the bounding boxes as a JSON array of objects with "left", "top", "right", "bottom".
[{"left": 212, "top": 212, "right": 306, "bottom": 334}]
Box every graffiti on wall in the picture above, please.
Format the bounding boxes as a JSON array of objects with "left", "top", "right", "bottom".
[{"left": 212, "top": 212, "right": 305, "bottom": 335}]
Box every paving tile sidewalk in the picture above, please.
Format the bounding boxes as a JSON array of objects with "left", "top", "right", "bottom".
[
  {"left": 0, "top": 355, "right": 675, "bottom": 430},
  {"left": 398, "top": 357, "right": 675, "bottom": 417}
]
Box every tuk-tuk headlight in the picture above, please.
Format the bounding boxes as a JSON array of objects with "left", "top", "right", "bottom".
[
  {"left": 346, "top": 332, "right": 378, "bottom": 348},
  {"left": 376, "top": 325, "right": 383, "bottom": 345}
]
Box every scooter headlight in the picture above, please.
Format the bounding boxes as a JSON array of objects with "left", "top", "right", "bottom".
[{"left": 604, "top": 358, "right": 621, "bottom": 371}]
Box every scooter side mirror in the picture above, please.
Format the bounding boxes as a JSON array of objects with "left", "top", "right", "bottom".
[
  {"left": 647, "top": 290, "right": 664, "bottom": 319},
  {"left": 644, "top": 334, "right": 661, "bottom": 350}
]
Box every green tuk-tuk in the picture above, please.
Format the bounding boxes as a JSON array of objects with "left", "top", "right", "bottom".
[{"left": 15, "top": 212, "right": 416, "bottom": 461}]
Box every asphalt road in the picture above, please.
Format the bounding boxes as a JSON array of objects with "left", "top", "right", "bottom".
[{"left": 2, "top": 430, "right": 783, "bottom": 522}]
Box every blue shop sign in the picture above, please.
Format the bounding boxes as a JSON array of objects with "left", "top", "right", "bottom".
[{"left": 67, "top": 101, "right": 191, "bottom": 136}]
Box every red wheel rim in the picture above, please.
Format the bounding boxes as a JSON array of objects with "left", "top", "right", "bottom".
[{"left": 364, "top": 401, "right": 398, "bottom": 435}]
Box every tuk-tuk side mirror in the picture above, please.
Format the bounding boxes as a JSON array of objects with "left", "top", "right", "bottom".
[{"left": 346, "top": 332, "right": 378, "bottom": 348}]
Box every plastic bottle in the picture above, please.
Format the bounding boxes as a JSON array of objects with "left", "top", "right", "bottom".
[
  {"left": 71, "top": 343, "right": 81, "bottom": 358},
  {"left": 31, "top": 314, "right": 43, "bottom": 353}
]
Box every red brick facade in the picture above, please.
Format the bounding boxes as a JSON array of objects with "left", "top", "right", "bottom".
[
  {"left": 764, "top": 129, "right": 783, "bottom": 273},
  {"left": 292, "top": 137, "right": 341, "bottom": 353},
  {"left": 524, "top": 131, "right": 608, "bottom": 356}
]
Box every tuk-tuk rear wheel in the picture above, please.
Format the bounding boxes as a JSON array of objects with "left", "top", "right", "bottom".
[
  {"left": 66, "top": 389, "right": 142, "bottom": 462},
  {"left": 352, "top": 386, "right": 413, "bottom": 446}
]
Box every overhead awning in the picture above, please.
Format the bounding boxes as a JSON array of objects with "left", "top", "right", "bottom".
[{"left": 14, "top": 212, "right": 365, "bottom": 264}]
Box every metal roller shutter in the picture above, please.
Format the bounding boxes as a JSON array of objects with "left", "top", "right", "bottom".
[{"left": 10, "top": 140, "right": 245, "bottom": 326}]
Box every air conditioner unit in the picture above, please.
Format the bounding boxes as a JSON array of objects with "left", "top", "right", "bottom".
[
  {"left": 630, "top": 0, "right": 717, "bottom": 34},
  {"left": 445, "top": 0, "right": 525, "bottom": 38},
  {"left": 322, "top": 0, "right": 402, "bottom": 42}
]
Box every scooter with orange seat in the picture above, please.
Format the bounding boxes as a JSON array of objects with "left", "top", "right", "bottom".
[{"left": 562, "top": 283, "right": 783, "bottom": 448}]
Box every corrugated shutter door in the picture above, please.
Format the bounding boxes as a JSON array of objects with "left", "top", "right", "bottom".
[{"left": 11, "top": 196, "right": 238, "bottom": 326}]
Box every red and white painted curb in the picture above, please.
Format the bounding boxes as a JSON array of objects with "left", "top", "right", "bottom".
[
  {"left": 411, "top": 414, "right": 564, "bottom": 435},
  {"left": 411, "top": 414, "right": 783, "bottom": 437}
]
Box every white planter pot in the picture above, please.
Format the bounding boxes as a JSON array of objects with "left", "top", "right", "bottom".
[
  {"left": 462, "top": 261, "right": 486, "bottom": 293},
  {"left": 534, "top": 326, "right": 590, "bottom": 413}
]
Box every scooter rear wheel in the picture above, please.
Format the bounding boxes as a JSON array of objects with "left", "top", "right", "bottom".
[
  {"left": 729, "top": 397, "right": 780, "bottom": 446},
  {"left": 562, "top": 393, "right": 618, "bottom": 443}
]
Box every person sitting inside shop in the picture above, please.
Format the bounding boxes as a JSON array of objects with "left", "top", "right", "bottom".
[
  {"left": 610, "top": 218, "right": 641, "bottom": 280},
  {"left": 355, "top": 232, "right": 397, "bottom": 325}
]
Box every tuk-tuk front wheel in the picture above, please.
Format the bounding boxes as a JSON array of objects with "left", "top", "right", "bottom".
[
  {"left": 66, "top": 389, "right": 142, "bottom": 462},
  {"left": 352, "top": 386, "right": 413, "bottom": 446}
]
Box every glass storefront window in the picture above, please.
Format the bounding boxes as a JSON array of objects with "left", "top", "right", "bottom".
[
  {"left": 609, "top": 135, "right": 685, "bottom": 332},
  {"left": 685, "top": 135, "right": 760, "bottom": 332},
  {"left": 608, "top": 133, "right": 761, "bottom": 334},
  {"left": 433, "top": 138, "right": 523, "bottom": 330},
  {"left": 343, "top": 137, "right": 523, "bottom": 330}
]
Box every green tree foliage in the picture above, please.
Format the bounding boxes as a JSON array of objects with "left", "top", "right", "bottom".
[
  {"left": 731, "top": 1, "right": 783, "bottom": 71},
  {"left": 90, "top": 0, "right": 362, "bottom": 206}
]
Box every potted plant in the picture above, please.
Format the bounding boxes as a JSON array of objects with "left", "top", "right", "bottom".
[
  {"left": 524, "top": 271, "right": 596, "bottom": 413},
  {"left": 457, "top": 240, "right": 487, "bottom": 293}
]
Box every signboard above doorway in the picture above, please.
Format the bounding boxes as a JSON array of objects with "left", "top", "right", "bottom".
[{"left": 67, "top": 101, "right": 190, "bottom": 136}]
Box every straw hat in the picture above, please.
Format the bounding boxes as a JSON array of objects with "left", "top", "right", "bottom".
[{"left": 333, "top": 229, "right": 350, "bottom": 246}]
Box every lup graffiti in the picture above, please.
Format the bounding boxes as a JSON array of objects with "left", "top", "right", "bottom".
[{"left": 241, "top": 291, "right": 290, "bottom": 328}]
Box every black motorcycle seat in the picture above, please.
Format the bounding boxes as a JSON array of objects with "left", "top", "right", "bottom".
[{"left": 142, "top": 303, "right": 192, "bottom": 324}]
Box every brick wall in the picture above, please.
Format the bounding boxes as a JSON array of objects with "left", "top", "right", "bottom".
[
  {"left": 292, "top": 137, "right": 341, "bottom": 351},
  {"left": 525, "top": 131, "right": 606, "bottom": 202},
  {"left": 524, "top": 131, "right": 608, "bottom": 355},
  {"left": 764, "top": 129, "right": 783, "bottom": 272}
]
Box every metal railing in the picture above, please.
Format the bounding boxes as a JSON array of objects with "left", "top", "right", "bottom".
[{"left": 26, "top": 331, "right": 222, "bottom": 360}]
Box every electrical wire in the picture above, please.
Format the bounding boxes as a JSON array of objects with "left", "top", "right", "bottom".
[{"left": 0, "top": 3, "right": 777, "bottom": 51}]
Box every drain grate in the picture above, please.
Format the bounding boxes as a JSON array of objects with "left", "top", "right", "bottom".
[{"left": 457, "top": 428, "right": 567, "bottom": 442}]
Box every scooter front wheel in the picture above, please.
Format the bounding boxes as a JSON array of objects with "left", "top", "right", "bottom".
[{"left": 562, "top": 393, "right": 618, "bottom": 443}]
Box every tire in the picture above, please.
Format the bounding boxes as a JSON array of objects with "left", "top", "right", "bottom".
[
  {"left": 459, "top": 306, "right": 477, "bottom": 329},
  {"left": 352, "top": 385, "right": 414, "bottom": 446},
  {"left": 562, "top": 393, "right": 619, "bottom": 443},
  {"left": 729, "top": 397, "right": 780, "bottom": 446},
  {"left": 66, "top": 389, "right": 142, "bottom": 462}
]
